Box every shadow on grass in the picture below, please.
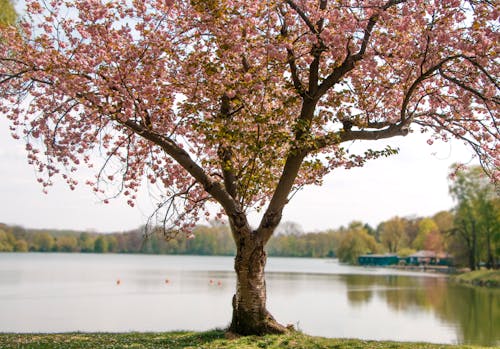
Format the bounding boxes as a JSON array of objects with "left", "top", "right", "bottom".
[{"left": 154, "top": 330, "right": 235, "bottom": 348}]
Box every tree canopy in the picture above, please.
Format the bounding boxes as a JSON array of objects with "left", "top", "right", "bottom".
[{"left": 0, "top": 0, "right": 498, "bottom": 234}]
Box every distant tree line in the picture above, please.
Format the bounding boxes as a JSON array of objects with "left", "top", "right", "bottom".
[
  {"left": 0, "top": 222, "right": 335, "bottom": 257},
  {"left": 1, "top": 166, "right": 497, "bottom": 269}
]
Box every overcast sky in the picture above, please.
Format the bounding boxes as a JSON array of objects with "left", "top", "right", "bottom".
[{"left": 0, "top": 114, "right": 477, "bottom": 233}]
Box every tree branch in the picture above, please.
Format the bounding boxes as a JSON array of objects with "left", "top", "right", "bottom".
[
  {"left": 317, "top": 0, "right": 407, "bottom": 98},
  {"left": 339, "top": 124, "right": 410, "bottom": 142},
  {"left": 316, "top": 54, "right": 355, "bottom": 97},
  {"left": 279, "top": 5, "right": 306, "bottom": 96},
  {"left": 286, "top": 48, "right": 306, "bottom": 96},
  {"left": 217, "top": 94, "right": 238, "bottom": 199},
  {"left": 120, "top": 119, "right": 240, "bottom": 216},
  {"left": 353, "top": 0, "right": 407, "bottom": 61},
  {"left": 285, "top": 0, "right": 318, "bottom": 34},
  {"left": 439, "top": 68, "right": 499, "bottom": 105},
  {"left": 257, "top": 100, "right": 317, "bottom": 242}
]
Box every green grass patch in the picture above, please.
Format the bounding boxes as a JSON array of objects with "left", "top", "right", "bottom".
[
  {"left": 0, "top": 331, "right": 494, "bottom": 349},
  {"left": 453, "top": 270, "right": 500, "bottom": 287}
]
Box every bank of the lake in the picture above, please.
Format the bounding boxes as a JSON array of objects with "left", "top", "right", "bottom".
[
  {"left": 452, "top": 270, "right": 500, "bottom": 288},
  {"left": 0, "top": 331, "right": 494, "bottom": 349}
]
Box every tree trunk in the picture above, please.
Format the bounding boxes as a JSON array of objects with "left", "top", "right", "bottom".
[
  {"left": 464, "top": 221, "right": 477, "bottom": 271},
  {"left": 469, "top": 250, "right": 476, "bottom": 271},
  {"left": 470, "top": 224, "right": 477, "bottom": 271},
  {"left": 486, "top": 231, "right": 494, "bottom": 269},
  {"left": 228, "top": 234, "right": 287, "bottom": 335},
  {"left": 468, "top": 236, "right": 476, "bottom": 271}
]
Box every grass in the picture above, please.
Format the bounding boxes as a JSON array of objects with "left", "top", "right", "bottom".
[
  {"left": 0, "top": 331, "right": 495, "bottom": 349},
  {"left": 452, "top": 269, "right": 500, "bottom": 287}
]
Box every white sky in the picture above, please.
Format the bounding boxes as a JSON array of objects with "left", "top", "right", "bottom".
[{"left": 0, "top": 115, "right": 476, "bottom": 233}]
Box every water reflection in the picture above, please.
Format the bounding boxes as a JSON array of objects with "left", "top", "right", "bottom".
[
  {"left": 0, "top": 254, "right": 498, "bottom": 346},
  {"left": 340, "top": 274, "right": 500, "bottom": 346}
]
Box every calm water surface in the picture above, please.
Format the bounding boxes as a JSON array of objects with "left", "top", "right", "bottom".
[{"left": 0, "top": 253, "right": 498, "bottom": 346}]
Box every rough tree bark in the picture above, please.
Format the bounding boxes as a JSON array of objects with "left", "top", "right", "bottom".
[
  {"left": 226, "top": 215, "right": 287, "bottom": 335},
  {"left": 228, "top": 233, "right": 287, "bottom": 334}
]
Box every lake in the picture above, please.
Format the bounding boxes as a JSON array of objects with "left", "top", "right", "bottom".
[{"left": 0, "top": 253, "right": 498, "bottom": 346}]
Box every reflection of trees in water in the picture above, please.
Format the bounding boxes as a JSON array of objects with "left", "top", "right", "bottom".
[
  {"left": 439, "top": 285, "right": 500, "bottom": 346},
  {"left": 346, "top": 288, "right": 374, "bottom": 305},
  {"left": 344, "top": 274, "right": 428, "bottom": 310},
  {"left": 344, "top": 274, "right": 377, "bottom": 306},
  {"left": 383, "top": 277, "right": 447, "bottom": 313},
  {"left": 342, "top": 275, "right": 500, "bottom": 346}
]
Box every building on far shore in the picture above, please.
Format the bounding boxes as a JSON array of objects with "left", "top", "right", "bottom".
[
  {"left": 358, "top": 254, "right": 399, "bottom": 266},
  {"left": 358, "top": 251, "right": 453, "bottom": 267},
  {"left": 404, "top": 250, "right": 453, "bottom": 266}
]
